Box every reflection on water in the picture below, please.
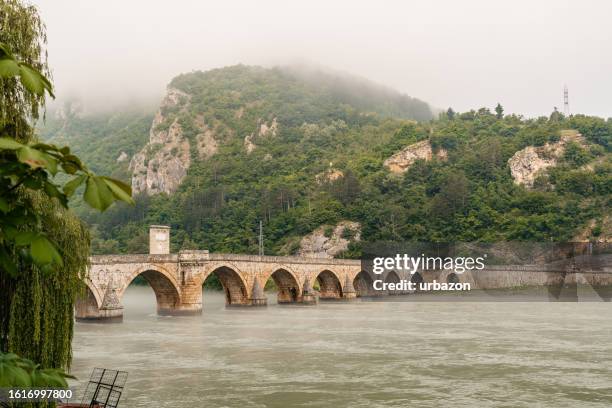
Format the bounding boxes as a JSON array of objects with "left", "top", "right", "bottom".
[{"left": 70, "top": 285, "right": 612, "bottom": 407}]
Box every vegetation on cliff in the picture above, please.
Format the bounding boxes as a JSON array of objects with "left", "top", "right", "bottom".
[{"left": 41, "top": 67, "right": 611, "bottom": 257}]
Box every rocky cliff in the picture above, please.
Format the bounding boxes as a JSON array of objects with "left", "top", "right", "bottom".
[
  {"left": 508, "top": 130, "right": 586, "bottom": 188},
  {"left": 129, "top": 88, "right": 220, "bottom": 195},
  {"left": 315, "top": 167, "right": 344, "bottom": 184},
  {"left": 297, "top": 221, "right": 361, "bottom": 258},
  {"left": 129, "top": 88, "right": 192, "bottom": 195},
  {"left": 244, "top": 117, "right": 278, "bottom": 154},
  {"left": 384, "top": 140, "right": 447, "bottom": 173}
]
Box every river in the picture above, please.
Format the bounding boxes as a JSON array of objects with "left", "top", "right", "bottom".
[{"left": 70, "top": 286, "right": 612, "bottom": 407}]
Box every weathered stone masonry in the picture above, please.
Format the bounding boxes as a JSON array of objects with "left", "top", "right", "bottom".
[
  {"left": 77, "top": 250, "right": 364, "bottom": 322},
  {"left": 76, "top": 227, "right": 612, "bottom": 322}
]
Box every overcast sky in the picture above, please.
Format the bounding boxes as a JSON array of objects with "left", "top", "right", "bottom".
[{"left": 34, "top": 0, "right": 611, "bottom": 118}]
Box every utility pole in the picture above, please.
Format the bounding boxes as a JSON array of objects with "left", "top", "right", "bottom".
[
  {"left": 258, "top": 220, "right": 264, "bottom": 256},
  {"left": 563, "top": 85, "right": 570, "bottom": 116}
]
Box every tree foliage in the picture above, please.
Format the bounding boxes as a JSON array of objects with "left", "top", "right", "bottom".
[
  {"left": 0, "top": 2, "right": 134, "bottom": 401},
  {"left": 42, "top": 67, "right": 610, "bottom": 257}
]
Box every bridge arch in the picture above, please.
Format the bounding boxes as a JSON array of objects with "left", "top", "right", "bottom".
[
  {"left": 410, "top": 272, "right": 424, "bottom": 292},
  {"left": 411, "top": 272, "right": 424, "bottom": 285},
  {"left": 315, "top": 269, "right": 343, "bottom": 300},
  {"left": 353, "top": 271, "right": 375, "bottom": 297},
  {"left": 264, "top": 267, "right": 301, "bottom": 304},
  {"left": 446, "top": 272, "right": 460, "bottom": 284},
  {"left": 121, "top": 265, "right": 181, "bottom": 315},
  {"left": 200, "top": 265, "right": 249, "bottom": 306},
  {"left": 75, "top": 282, "right": 102, "bottom": 319}
]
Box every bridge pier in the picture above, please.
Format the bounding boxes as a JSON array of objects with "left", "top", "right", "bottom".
[
  {"left": 75, "top": 306, "right": 124, "bottom": 323},
  {"left": 249, "top": 277, "right": 267, "bottom": 306},
  {"left": 300, "top": 277, "right": 317, "bottom": 305},
  {"left": 343, "top": 274, "right": 356, "bottom": 300},
  {"left": 158, "top": 304, "right": 203, "bottom": 316},
  {"left": 76, "top": 280, "right": 125, "bottom": 323}
]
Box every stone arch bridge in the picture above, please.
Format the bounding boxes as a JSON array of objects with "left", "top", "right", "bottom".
[
  {"left": 77, "top": 251, "right": 367, "bottom": 322},
  {"left": 76, "top": 227, "right": 612, "bottom": 322},
  {"left": 77, "top": 250, "right": 612, "bottom": 322}
]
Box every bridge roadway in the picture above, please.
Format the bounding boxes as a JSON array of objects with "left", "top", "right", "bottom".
[{"left": 76, "top": 249, "right": 612, "bottom": 322}]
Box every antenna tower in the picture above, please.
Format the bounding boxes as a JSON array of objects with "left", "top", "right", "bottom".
[
  {"left": 258, "top": 220, "right": 264, "bottom": 256},
  {"left": 563, "top": 85, "right": 570, "bottom": 116}
]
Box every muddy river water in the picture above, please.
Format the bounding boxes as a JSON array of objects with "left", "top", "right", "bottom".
[{"left": 70, "top": 286, "right": 612, "bottom": 407}]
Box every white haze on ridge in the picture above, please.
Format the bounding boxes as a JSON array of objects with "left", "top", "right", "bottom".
[{"left": 33, "top": 0, "right": 612, "bottom": 118}]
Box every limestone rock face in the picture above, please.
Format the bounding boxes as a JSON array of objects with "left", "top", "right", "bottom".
[
  {"left": 315, "top": 168, "right": 344, "bottom": 184},
  {"left": 196, "top": 130, "right": 218, "bottom": 159},
  {"left": 116, "top": 151, "right": 128, "bottom": 163},
  {"left": 194, "top": 115, "right": 219, "bottom": 159},
  {"left": 297, "top": 221, "right": 361, "bottom": 258},
  {"left": 384, "top": 140, "right": 447, "bottom": 173},
  {"left": 244, "top": 117, "right": 278, "bottom": 154},
  {"left": 129, "top": 119, "right": 191, "bottom": 195},
  {"left": 130, "top": 87, "right": 218, "bottom": 195},
  {"left": 508, "top": 131, "right": 585, "bottom": 188}
]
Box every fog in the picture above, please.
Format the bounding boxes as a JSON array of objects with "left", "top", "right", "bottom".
[{"left": 34, "top": 0, "right": 612, "bottom": 117}]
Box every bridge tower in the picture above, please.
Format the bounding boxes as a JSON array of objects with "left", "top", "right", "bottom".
[{"left": 149, "top": 225, "right": 170, "bottom": 254}]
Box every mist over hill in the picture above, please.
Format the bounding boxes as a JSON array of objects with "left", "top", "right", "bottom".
[{"left": 41, "top": 65, "right": 611, "bottom": 256}]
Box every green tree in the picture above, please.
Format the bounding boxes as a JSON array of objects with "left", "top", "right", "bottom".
[
  {"left": 495, "top": 103, "right": 504, "bottom": 119},
  {"left": 0, "top": 1, "right": 133, "bottom": 400},
  {"left": 446, "top": 107, "right": 455, "bottom": 120}
]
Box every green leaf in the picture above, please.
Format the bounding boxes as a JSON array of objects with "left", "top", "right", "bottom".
[
  {"left": 3, "top": 225, "right": 17, "bottom": 239},
  {"left": 63, "top": 174, "right": 86, "bottom": 197},
  {"left": 63, "top": 154, "right": 85, "bottom": 171},
  {"left": 31, "top": 142, "right": 59, "bottom": 151},
  {"left": 16, "top": 146, "right": 58, "bottom": 174},
  {"left": 44, "top": 181, "right": 68, "bottom": 207},
  {"left": 84, "top": 176, "right": 114, "bottom": 211},
  {"left": 18, "top": 64, "right": 44, "bottom": 95},
  {"left": 32, "top": 368, "right": 73, "bottom": 387},
  {"left": 0, "top": 248, "right": 18, "bottom": 277},
  {"left": 0, "top": 137, "right": 24, "bottom": 150},
  {"left": 19, "top": 63, "right": 54, "bottom": 98},
  {"left": 30, "top": 235, "right": 63, "bottom": 267},
  {"left": 14, "top": 231, "right": 37, "bottom": 246},
  {"left": 0, "top": 197, "right": 8, "bottom": 213},
  {"left": 0, "top": 57, "right": 20, "bottom": 77},
  {"left": 61, "top": 161, "right": 79, "bottom": 174},
  {"left": 0, "top": 358, "right": 32, "bottom": 387},
  {"left": 0, "top": 43, "right": 14, "bottom": 58},
  {"left": 102, "top": 177, "right": 134, "bottom": 205}
]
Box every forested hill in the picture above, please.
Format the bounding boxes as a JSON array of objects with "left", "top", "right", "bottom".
[{"left": 40, "top": 65, "right": 611, "bottom": 256}]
